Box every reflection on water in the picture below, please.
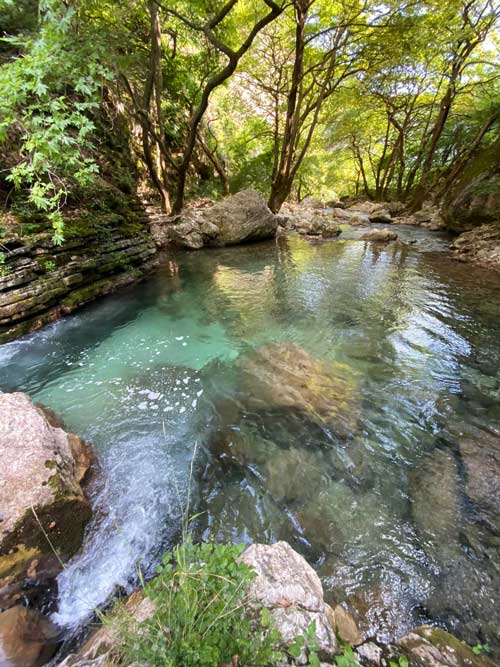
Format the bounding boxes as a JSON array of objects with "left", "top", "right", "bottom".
[{"left": 0, "top": 236, "right": 499, "bottom": 655}]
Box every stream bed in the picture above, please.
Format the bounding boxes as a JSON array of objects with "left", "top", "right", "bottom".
[{"left": 1, "top": 233, "right": 499, "bottom": 656}]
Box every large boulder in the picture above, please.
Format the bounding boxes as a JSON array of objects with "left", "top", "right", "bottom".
[
  {"left": 0, "top": 393, "right": 95, "bottom": 608},
  {"left": 168, "top": 190, "right": 278, "bottom": 249},
  {"left": 240, "top": 541, "right": 339, "bottom": 660},
  {"left": 207, "top": 190, "right": 278, "bottom": 245},
  {"left": 239, "top": 343, "right": 360, "bottom": 437}
]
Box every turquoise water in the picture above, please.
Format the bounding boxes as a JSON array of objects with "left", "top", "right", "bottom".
[{"left": 1, "top": 235, "right": 499, "bottom": 652}]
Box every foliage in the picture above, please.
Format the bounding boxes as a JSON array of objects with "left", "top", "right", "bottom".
[
  {"left": 335, "top": 644, "right": 361, "bottom": 667},
  {"left": 1, "top": 0, "right": 498, "bottom": 224},
  {"left": 472, "top": 643, "right": 490, "bottom": 655},
  {"left": 389, "top": 655, "right": 409, "bottom": 667},
  {"left": 287, "top": 620, "right": 321, "bottom": 667},
  {"left": 117, "top": 538, "right": 282, "bottom": 667},
  {"left": 0, "top": 0, "right": 112, "bottom": 243}
]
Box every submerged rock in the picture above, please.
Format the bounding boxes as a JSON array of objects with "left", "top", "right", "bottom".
[
  {"left": 264, "top": 447, "right": 324, "bottom": 503},
  {"left": 0, "top": 605, "right": 59, "bottom": 667},
  {"left": 240, "top": 541, "right": 339, "bottom": 659},
  {"left": 360, "top": 229, "right": 398, "bottom": 243},
  {"left": 458, "top": 429, "right": 500, "bottom": 533},
  {"left": 408, "top": 448, "right": 461, "bottom": 558},
  {"left": 0, "top": 393, "right": 95, "bottom": 608},
  {"left": 239, "top": 343, "right": 360, "bottom": 437}
]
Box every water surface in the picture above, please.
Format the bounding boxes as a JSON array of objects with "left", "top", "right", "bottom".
[{"left": 1, "top": 235, "right": 499, "bottom": 654}]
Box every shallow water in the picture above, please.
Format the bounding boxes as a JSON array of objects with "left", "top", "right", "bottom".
[{"left": 1, "top": 235, "right": 499, "bottom": 654}]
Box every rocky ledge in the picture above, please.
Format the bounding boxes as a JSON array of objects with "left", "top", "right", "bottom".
[
  {"left": 0, "top": 223, "right": 158, "bottom": 344},
  {"left": 0, "top": 393, "right": 96, "bottom": 612},
  {"left": 450, "top": 223, "right": 500, "bottom": 272},
  {"left": 0, "top": 392, "right": 97, "bottom": 667}
]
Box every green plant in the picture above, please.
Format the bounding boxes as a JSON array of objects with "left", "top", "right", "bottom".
[
  {"left": 336, "top": 645, "right": 361, "bottom": 667},
  {"left": 43, "top": 259, "right": 56, "bottom": 272},
  {"left": 472, "top": 643, "right": 490, "bottom": 655},
  {"left": 288, "top": 621, "right": 321, "bottom": 667},
  {"left": 0, "top": 0, "right": 112, "bottom": 244},
  {"left": 117, "top": 537, "right": 282, "bottom": 667}
]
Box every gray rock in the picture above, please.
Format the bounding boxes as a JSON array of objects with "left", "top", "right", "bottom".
[
  {"left": 240, "top": 541, "right": 338, "bottom": 659},
  {"left": 451, "top": 224, "right": 500, "bottom": 272},
  {"left": 168, "top": 190, "right": 279, "bottom": 249},
  {"left": 360, "top": 229, "right": 398, "bottom": 242},
  {"left": 300, "top": 197, "right": 325, "bottom": 209},
  {"left": 395, "top": 625, "right": 497, "bottom": 667},
  {"left": 368, "top": 210, "right": 392, "bottom": 223},
  {"left": 0, "top": 393, "right": 95, "bottom": 608},
  {"left": 205, "top": 190, "right": 278, "bottom": 246}
]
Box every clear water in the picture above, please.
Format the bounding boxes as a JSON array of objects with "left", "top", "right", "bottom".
[{"left": 1, "top": 234, "right": 499, "bottom": 653}]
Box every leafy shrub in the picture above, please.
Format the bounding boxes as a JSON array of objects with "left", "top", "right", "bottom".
[{"left": 118, "top": 538, "right": 282, "bottom": 667}]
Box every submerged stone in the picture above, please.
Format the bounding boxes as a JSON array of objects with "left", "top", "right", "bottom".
[
  {"left": 408, "top": 448, "right": 461, "bottom": 558},
  {"left": 239, "top": 342, "right": 360, "bottom": 437},
  {"left": 458, "top": 428, "right": 500, "bottom": 533}
]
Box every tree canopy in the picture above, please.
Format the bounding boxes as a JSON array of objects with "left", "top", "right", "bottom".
[{"left": 0, "top": 0, "right": 499, "bottom": 237}]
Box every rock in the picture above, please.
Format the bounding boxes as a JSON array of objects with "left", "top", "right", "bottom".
[
  {"left": 396, "top": 625, "right": 497, "bottom": 667},
  {"left": 168, "top": 190, "right": 279, "bottom": 249},
  {"left": 293, "top": 216, "right": 341, "bottom": 238},
  {"left": 0, "top": 605, "right": 59, "bottom": 667},
  {"left": 356, "top": 641, "right": 383, "bottom": 666},
  {"left": 360, "top": 229, "right": 398, "bottom": 242},
  {"left": 168, "top": 219, "right": 205, "bottom": 250},
  {"left": 239, "top": 343, "right": 359, "bottom": 437},
  {"left": 332, "top": 208, "right": 371, "bottom": 224},
  {"left": 328, "top": 604, "right": 362, "bottom": 646},
  {"left": 451, "top": 224, "right": 500, "bottom": 272},
  {"left": 441, "top": 171, "right": 500, "bottom": 232},
  {"left": 300, "top": 197, "right": 325, "bottom": 209},
  {"left": 56, "top": 590, "right": 155, "bottom": 667},
  {"left": 0, "top": 393, "right": 95, "bottom": 608},
  {"left": 0, "top": 226, "right": 158, "bottom": 344},
  {"left": 265, "top": 447, "right": 324, "bottom": 503},
  {"left": 204, "top": 190, "right": 278, "bottom": 246},
  {"left": 414, "top": 204, "right": 445, "bottom": 229},
  {"left": 240, "top": 542, "right": 338, "bottom": 659},
  {"left": 458, "top": 429, "right": 500, "bottom": 532},
  {"left": 279, "top": 204, "right": 342, "bottom": 237},
  {"left": 408, "top": 448, "right": 461, "bottom": 558},
  {"left": 368, "top": 210, "right": 392, "bottom": 224}
]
